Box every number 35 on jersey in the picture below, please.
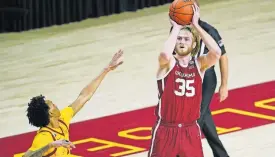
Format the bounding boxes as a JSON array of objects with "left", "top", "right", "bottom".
[{"left": 174, "top": 78, "right": 195, "bottom": 97}]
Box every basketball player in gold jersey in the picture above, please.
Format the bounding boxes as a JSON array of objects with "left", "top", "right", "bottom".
[{"left": 23, "top": 49, "right": 123, "bottom": 157}]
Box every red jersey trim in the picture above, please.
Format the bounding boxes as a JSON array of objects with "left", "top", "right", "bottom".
[{"left": 194, "top": 58, "right": 204, "bottom": 81}]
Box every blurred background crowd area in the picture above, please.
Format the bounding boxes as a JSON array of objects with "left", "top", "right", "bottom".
[{"left": 0, "top": 0, "right": 219, "bottom": 33}]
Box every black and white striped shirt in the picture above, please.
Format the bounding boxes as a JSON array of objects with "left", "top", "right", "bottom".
[{"left": 195, "top": 20, "right": 226, "bottom": 65}]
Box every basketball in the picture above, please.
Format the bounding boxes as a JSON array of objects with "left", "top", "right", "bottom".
[{"left": 169, "top": 0, "right": 195, "bottom": 25}]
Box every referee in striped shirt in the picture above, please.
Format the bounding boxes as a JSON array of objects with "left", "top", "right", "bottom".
[
  {"left": 194, "top": 1, "right": 229, "bottom": 156},
  {"left": 196, "top": 19, "right": 229, "bottom": 157}
]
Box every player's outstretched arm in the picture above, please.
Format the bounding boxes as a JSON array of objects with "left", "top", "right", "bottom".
[
  {"left": 23, "top": 140, "right": 75, "bottom": 157},
  {"left": 23, "top": 144, "right": 52, "bottom": 157},
  {"left": 69, "top": 49, "right": 123, "bottom": 116},
  {"left": 191, "top": 4, "right": 221, "bottom": 71},
  {"left": 158, "top": 19, "right": 183, "bottom": 67}
]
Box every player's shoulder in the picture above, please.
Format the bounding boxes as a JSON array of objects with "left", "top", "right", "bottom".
[
  {"left": 34, "top": 130, "right": 53, "bottom": 140},
  {"left": 60, "top": 106, "right": 74, "bottom": 116},
  {"left": 59, "top": 106, "right": 74, "bottom": 126},
  {"left": 157, "top": 57, "right": 176, "bottom": 80}
]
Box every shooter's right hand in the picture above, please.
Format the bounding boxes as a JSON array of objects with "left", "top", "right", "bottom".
[{"left": 169, "top": 18, "right": 184, "bottom": 29}]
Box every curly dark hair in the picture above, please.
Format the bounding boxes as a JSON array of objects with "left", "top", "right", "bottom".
[{"left": 26, "top": 95, "right": 50, "bottom": 127}]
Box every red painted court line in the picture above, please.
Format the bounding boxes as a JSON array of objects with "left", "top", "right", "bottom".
[{"left": 1, "top": 81, "right": 275, "bottom": 157}]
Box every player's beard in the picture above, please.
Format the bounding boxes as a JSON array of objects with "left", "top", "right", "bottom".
[{"left": 175, "top": 45, "right": 192, "bottom": 56}]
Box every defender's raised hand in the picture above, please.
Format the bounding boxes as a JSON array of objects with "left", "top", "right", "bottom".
[{"left": 107, "top": 49, "right": 124, "bottom": 71}]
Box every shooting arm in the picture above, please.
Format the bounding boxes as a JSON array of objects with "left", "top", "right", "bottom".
[
  {"left": 159, "top": 26, "right": 181, "bottom": 67},
  {"left": 194, "top": 24, "right": 221, "bottom": 71}
]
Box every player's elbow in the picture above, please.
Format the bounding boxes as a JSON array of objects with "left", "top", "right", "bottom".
[
  {"left": 76, "top": 93, "right": 90, "bottom": 105},
  {"left": 158, "top": 52, "right": 170, "bottom": 65},
  {"left": 216, "top": 47, "right": 222, "bottom": 56},
  {"left": 211, "top": 47, "right": 221, "bottom": 59}
]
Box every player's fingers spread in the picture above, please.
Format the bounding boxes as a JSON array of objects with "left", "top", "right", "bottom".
[
  {"left": 114, "top": 55, "right": 121, "bottom": 62},
  {"left": 117, "top": 49, "right": 122, "bottom": 54},
  {"left": 196, "top": 5, "right": 200, "bottom": 13},
  {"left": 116, "top": 52, "right": 122, "bottom": 59},
  {"left": 114, "top": 62, "right": 123, "bottom": 68},
  {"left": 115, "top": 50, "right": 123, "bottom": 57},
  {"left": 120, "top": 51, "right": 124, "bottom": 56},
  {"left": 192, "top": 5, "right": 195, "bottom": 12},
  {"left": 118, "top": 50, "right": 123, "bottom": 57},
  {"left": 118, "top": 61, "right": 123, "bottom": 65},
  {"left": 118, "top": 49, "right": 124, "bottom": 55},
  {"left": 69, "top": 143, "right": 76, "bottom": 148},
  {"left": 64, "top": 141, "right": 75, "bottom": 149},
  {"left": 220, "top": 95, "right": 225, "bottom": 102},
  {"left": 114, "top": 50, "right": 120, "bottom": 58},
  {"left": 194, "top": 3, "right": 197, "bottom": 9},
  {"left": 112, "top": 55, "right": 119, "bottom": 62},
  {"left": 193, "top": 4, "right": 199, "bottom": 14},
  {"left": 65, "top": 145, "right": 73, "bottom": 150},
  {"left": 114, "top": 52, "right": 119, "bottom": 59},
  {"left": 115, "top": 53, "right": 123, "bottom": 62},
  {"left": 194, "top": 3, "right": 199, "bottom": 10},
  {"left": 110, "top": 50, "right": 122, "bottom": 66}
]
